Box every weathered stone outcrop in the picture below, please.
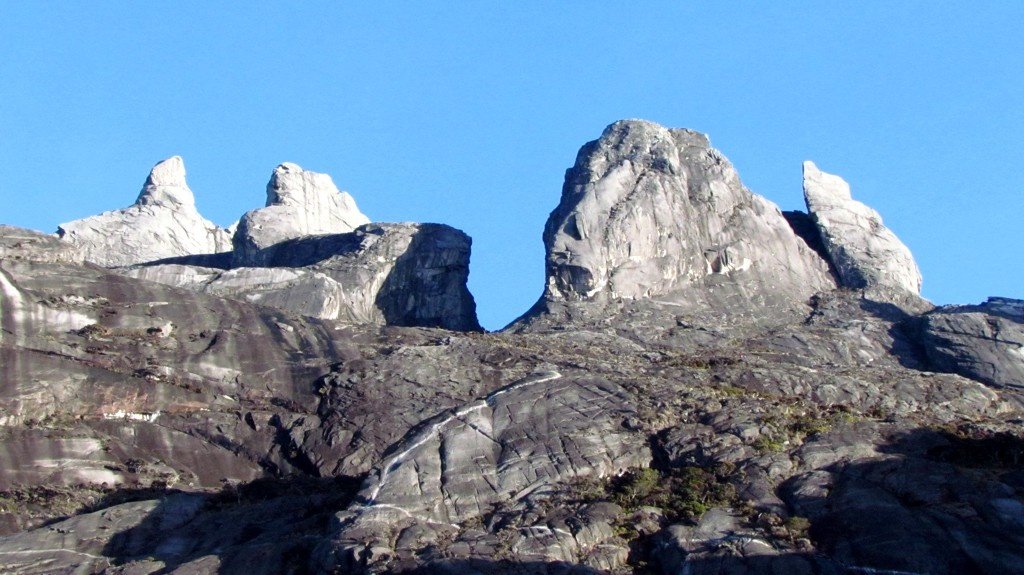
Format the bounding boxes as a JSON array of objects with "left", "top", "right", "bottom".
[
  {"left": 55, "top": 158, "right": 478, "bottom": 331},
  {"left": 535, "top": 120, "right": 835, "bottom": 320},
  {"left": 57, "top": 157, "right": 232, "bottom": 267},
  {"left": 232, "top": 162, "right": 370, "bottom": 267},
  {"left": 128, "top": 223, "right": 481, "bottom": 331},
  {"left": 0, "top": 225, "right": 83, "bottom": 264},
  {"left": 802, "top": 161, "right": 922, "bottom": 297},
  {"left": 320, "top": 370, "right": 648, "bottom": 571},
  {"left": 2, "top": 121, "right": 1023, "bottom": 575},
  {"left": 0, "top": 226, "right": 486, "bottom": 508},
  {"left": 920, "top": 297, "right": 1024, "bottom": 388}
]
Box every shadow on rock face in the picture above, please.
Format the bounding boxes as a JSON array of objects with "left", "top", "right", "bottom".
[
  {"left": 857, "top": 298, "right": 934, "bottom": 371},
  {"left": 778, "top": 427, "right": 1024, "bottom": 575},
  {"left": 138, "top": 251, "right": 235, "bottom": 270},
  {"left": 96, "top": 475, "right": 363, "bottom": 575},
  {"left": 394, "top": 559, "right": 607, "bottom": 575},
  {"left": 374, "top": 225, "right": 480, "bottom": 332},
  {"left": 130, "top": 224, "right": 482, "bottom": 331}
]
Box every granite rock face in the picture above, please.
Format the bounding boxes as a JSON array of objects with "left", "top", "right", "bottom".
[
  {"left": 2, "top": 121, "right": 1024, "bottom": 575},
  {"left": 128, "top": 223, "right": 481, "bottom": 331},
  {"left": 802, "top": 161, "right": 922, "bottom": 297},
  {"left": 57, "top": 157, "right": 233, "bottom": 267},
  {"left": 233, "top": 162, "right": 370, "bottom": 267},
  {"left": 55, "top": 158, "right": 478, "bottom": 331},
  {"left": 320, "top": 370, "right": 649, "bottom": 571},
  {"left": 920, "top": 297, "right": 1024, "bottom": 389},
  {"left": 535, "top": 120, "right": 835, "bottom": 323}
]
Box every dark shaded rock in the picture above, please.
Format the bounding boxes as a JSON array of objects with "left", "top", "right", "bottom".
[
  {"left": 128, "top": 223, "right": 481, "bottom": 331},
  {"left": 782, "top": 427, "right": 1024, "bottom": 575},
  {"left": 920, "top": 297, "right": 1024, "bottom": 388}
]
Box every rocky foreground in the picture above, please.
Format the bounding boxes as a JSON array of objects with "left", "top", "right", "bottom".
[{"left": 1, "top": 120, "right": 1022, "bottom": 574}]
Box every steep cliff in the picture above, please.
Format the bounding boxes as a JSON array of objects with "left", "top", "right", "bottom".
[
  {"left": 2, "top": 121, "right": 1022, "bottom": 575},
  {"left": 537, "top": 120, "right": 835, "bottom": 310}
]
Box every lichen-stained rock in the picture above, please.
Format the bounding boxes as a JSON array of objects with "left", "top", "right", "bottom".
[
  {"left": 538, "top": 120, "right": 835, "bottom": 311},
  {"left": 318, "top": 370, "right": 649, "bottom": 572},
  {"left": 57, "top": 157, "right": 232, "bottom": 267},
  {"left": 920, "top": 297, "right": 1024, "bottom": 388},
  {"left": 802, "top": 161, "right": 922, "bottom": 297},
  {"left": 232, "top": 162, "right": 370, "bottom": 267},
  {"left": 128, "top": 222, "right": 481, "bottom": 331}
]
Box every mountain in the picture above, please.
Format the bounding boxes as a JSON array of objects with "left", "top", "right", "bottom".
[{"left": 1, "top": 121, "right": 1022, "bottom": 575}]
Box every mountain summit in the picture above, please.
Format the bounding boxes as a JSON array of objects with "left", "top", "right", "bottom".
[
  {"left": 2, "top": 120, "right": 1022, "bottom": 575},
  {"left": 57, "top": 156, "right": 232, "bottom": 266}
]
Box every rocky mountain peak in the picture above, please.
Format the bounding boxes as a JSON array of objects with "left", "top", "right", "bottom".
[
  {"left": 232, "top": 163, "right": 370, "bottom": 266},
  {"left": 265, "top": 162, "right": 367, "bottom": 223},
  {"left": 135, "top": 155, "right": 193, "bottom": 208},
  {"left": 57, "top": 156, "right": 231, "bottom": 267},
  {"left": 532, "top": 119, "right": 835, "bottom": 323},
  {"left": 802, "top": 160, "right": 923, "bottom": 296},
  {"left": 55, "top": 157, "right": 478, "bottom": 331},
  {"left": 4, "top": 121, "right": 1024, "bottom": 575}
]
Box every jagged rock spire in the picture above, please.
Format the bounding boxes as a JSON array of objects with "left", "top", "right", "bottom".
[
  {"left": 534, "top": 119, "right": 835, "bottom": 313},
  {"left": 135, "top": 156, "right": 194, "bottom": 208},
  {"left": 802, "top": 160, "right": 922, "bottom": 296},
  {"left": 57, "top": 156, "right": 231, "bottom": 267},
  {"left": 232, "top": 162, "right": 370, "bottom": 266}
]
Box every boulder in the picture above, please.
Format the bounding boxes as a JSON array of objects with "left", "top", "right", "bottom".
[
  {"left": 802, "top": 161, "right": 922, "bottom": 296},
  {"left": 232, "top": 163, "right": 370, "bottom": 266},
  {"left": 57, "top": 157, "right": 232, "bottom": 266}
]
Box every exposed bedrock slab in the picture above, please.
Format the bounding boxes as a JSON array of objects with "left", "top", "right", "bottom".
[
  {"left": 0, "top": 225, "right": 83, "bottom": 264},
  {"left": 920, "top": 297, "right": 1024, "bottom": 388},
  {"left": 57, "top": 157, "right": 232, "bottom": 267},
  {"left": 802, "top": 161, "right": 922, "bottom": 297},
  {"left": 0, "top": 226, "right": 486, "bottom": 493},
  {"left": 537, "top": 119, "right": 836, "bottom": 315},
  {"left": 232, "top": 162, "right": 370, "bottom": 267},
  {"left": 318, "top": 370, "right": 649, "bottom": 571},
  {"left": 129, "top": 223, "right": 481, "bottom": 331}
]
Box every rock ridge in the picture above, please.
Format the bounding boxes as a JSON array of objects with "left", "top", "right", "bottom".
[
  {"left": 2, "top": 120, "right": 1024, "bottom": 575},
  {"left": 57, "top": 159, "right": 479, "bottom": 331}
]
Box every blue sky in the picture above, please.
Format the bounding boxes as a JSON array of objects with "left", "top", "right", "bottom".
[{"left": 2, "top": 3, "right": 1021, "bottom": 329}]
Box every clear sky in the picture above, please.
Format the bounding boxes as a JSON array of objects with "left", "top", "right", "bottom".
[{"left": 2, "top": 3, "right": 1021, "bottom": 330}]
